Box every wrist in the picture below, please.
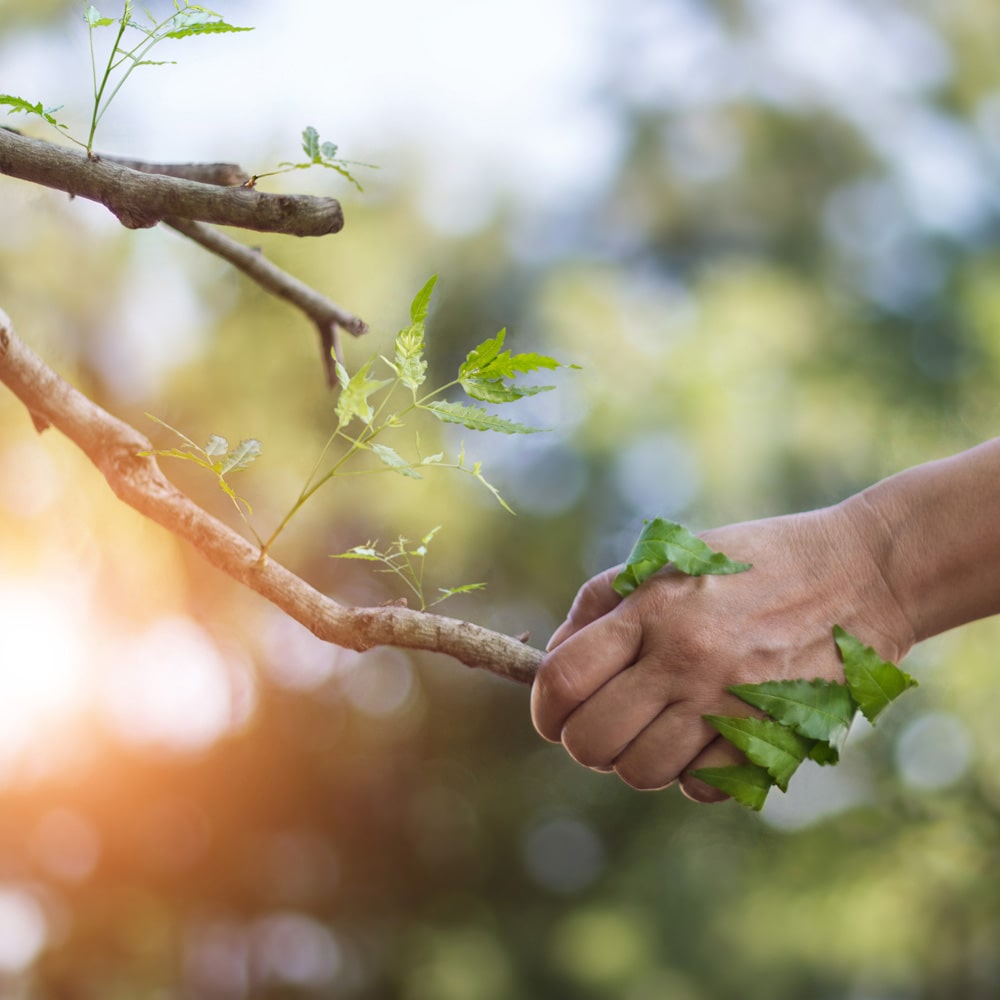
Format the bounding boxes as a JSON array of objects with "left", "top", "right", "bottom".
[
  {"left": 830, "top": 493, "right": 918, "bottom": 662},
  {"left": 838, "top": 440, "right": 1000, "bottom": 646}
]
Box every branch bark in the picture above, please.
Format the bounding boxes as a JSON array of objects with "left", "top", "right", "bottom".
[
  {"left": 163, "top": 217, "right": 367, "bottom": 380},
  {"left": 0, "top": 308, "right": 543, "bottom": 685},
  {"left": 0, "top": 130, "right": 343, "bottom": 236}
]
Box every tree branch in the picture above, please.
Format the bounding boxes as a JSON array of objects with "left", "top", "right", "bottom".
[
  {"left": 163, "top": 217, "right": 367, "bottom": 381},
  {"left": 0, "top": 308, "right": 542, "bottom": 685},
  {"left": 0, "top": 130, "right": 343, "bottom": 236},
  {"left": 103, "top": 156, "right": 251, "bottom": 186}
]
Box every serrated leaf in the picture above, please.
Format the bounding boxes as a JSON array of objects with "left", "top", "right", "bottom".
[
  {"left": 319, "top": 141, "right": 338, "bottom": 160},
  {"left": 217, "top": 438, "right": 261, "bottom": 475},
  {"left": 612, "top": 518, "right": 752, "bottom": 596},
  {"left": 461, "top": 378, "right": 552, "bottom": 404},
  {"left": 0, "top": 95, "right": 68, "bottom": 130},
  {"left": 704, "top": 715, "right": 813, "bottom": 791},
  {"left": 394, "top": 322, "right": 427, "bottom": 392},
  {"left": 426, "top": 400, "right": 543, "bottom": 435},
  {"left": 459, "top": 330, "right": 507, "bottom": 379},
  {"left": 409, "top": 275, "right": 438, "bottom": 325},
  {"left": 436, "top": 583, "right": 487, "bottom": 599},
  {"left": 204, "top": 434, "right": 228, "bottom": 458},
  {"left": 163, "top": 19, "right": 253, "bottom": 38},
  {"left": 371, "top": 443, "right": 421, "bottom": 479},
  {"left": 808, "top": 741, "right": 841, "bottom": 766},
  {"left": 302, "top": 125, "right": 320, "bottom": 161},
  {"left": 728, "top": 678, "right": 856, "bottom": 751},
  {"left": 335, "top": 360, "right": 389, "bottom": 427},
  {"left": 688, "top": 764, "right": 773, "bottom": 811},
  {"left": 834, "top": 625, "right": 917, "bottom": 723},
  {"left": 332, "top": 547, "right": 382, "bottom": 562}
]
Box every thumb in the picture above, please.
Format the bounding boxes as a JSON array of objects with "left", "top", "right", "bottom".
[{"left": 546, "top": 566, "right": 623, "bottom": 651}]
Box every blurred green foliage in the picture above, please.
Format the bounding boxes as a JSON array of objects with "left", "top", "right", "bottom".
[{"left": 2, "top": 1, "right": 1000, "bottom": 997}]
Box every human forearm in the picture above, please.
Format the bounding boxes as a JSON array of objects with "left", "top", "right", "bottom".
[{"left": 842, "top": 438, "right": 1000, "bottom": 644}]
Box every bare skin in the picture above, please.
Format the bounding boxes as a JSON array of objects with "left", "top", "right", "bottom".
[{"left": 532, "top": 439, "right": 1000, "bottom": 801}]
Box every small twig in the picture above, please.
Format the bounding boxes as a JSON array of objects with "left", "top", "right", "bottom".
[
  {"left": 0, "top": 308, "right": 542, "bottom": 684},
  {"left": 163, "top": 217, "right": 367, "bottom": 381},
  {"left": 0, "top": 129, "right": 343, "bottom": 236}
]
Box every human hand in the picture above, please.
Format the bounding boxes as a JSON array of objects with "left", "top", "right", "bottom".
[{"left": 531, "top": 504, "right": 915, "bottom": 802}]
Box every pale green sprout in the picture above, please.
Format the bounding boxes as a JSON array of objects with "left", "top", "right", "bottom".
[{"left": 333, "top": 528, "right": 486, "bottom": 611}]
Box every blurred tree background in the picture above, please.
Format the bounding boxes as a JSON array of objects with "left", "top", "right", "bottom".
[{"left": 2, "top": 0, "right": 1000, "bottom": 997}]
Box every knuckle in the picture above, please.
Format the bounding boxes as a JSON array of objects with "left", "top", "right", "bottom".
[
  {"left": 561, "top": 720, "right": 618, "bottom": 770},
  {"left": 613, "top": 755, "right": 672, "bottom": 792},
  {"left": 534, "top": 655, "right": 588, "bottom": 708}
]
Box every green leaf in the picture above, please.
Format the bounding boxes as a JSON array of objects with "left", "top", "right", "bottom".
[
  {"left": 461, "top": 379, "right": 551, "bottom": 404},
  {"left": 426, "top": 400, "right": 543, "bottom": 435},
  {"left": 435, "top": 583, "right": 487, "bottom": 600},
  {"left": 217, "top": 438, "right": 261, "bottom": 475},
  {"left": 458, "top": 329, "right": 573, "bottom": 404},
  {"left": 302, "top": 125, "right": 320, "bottom": 161},
  {"left": 394, "top": 322, "right": 428, "bottom": 392},
  {"left": 335, "top": 360, "right": 390, "bottom": 427},
  {"left": 612, "top": 518, "right": 752, "bottom": 596},
  {"left": 319, "top": 140, "right": 338, "bottom": 160},
  {"left": 371, "top": 443, "right": 421, "bottom": 479},
  {"left": 409, "top": 274, "right": 438, "bottom": 325},
  {"left": 834, "top": 625, "right": 917, "bottom": 723},
  {"left": 332, "top": 546, "right": 382, "bottom": 562},
  {"left": 704, "top": 715, "right": 813, "bottom": 792},
  {"left": 728, "top": 678, "right": 856, "bottom": 751},
  {"left": 84, "top": 6, "right": 116, "bottom": 27},
  {"left": 688, "top": 764, "right": 773, "bottom": 811},
  {"left": 807, "top": 741, "right": 841, "bottom": 766},
  {"left": 459, "top": 330, "right": 507, "bottom": 379},
  {"left": 163, "top": 16, "right": 253, "bottom": 39},
  {"left": 0, "top": 95, "right": 68, "bottom": 130}
]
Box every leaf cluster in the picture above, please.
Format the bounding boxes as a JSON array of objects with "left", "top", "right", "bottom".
[
  {"left": 3, "top": 3, "right": 252, "bottom": 153},
  {"left": 139, "top": 415, "right": 262, "bottom": 543},
  {"left": 82, "top": 2, "right": 252, "bottom": 153},
  {"left": 247, "top": 127, "right": 375, "bottom": 192},
  {"left": 692, "top": 627, "right": 918, "bottom": 810},
  {"left": 262, "top": 274, "right": 574, "bottom": 559},
  {"left": 612, "top": 519, "right": 918, "bottom": 810},
  {"left": 333, "top": 527, "right": 485, "bottom": 611}
]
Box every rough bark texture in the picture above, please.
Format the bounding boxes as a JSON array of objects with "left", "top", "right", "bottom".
[{"left": 0, "top": 130, "right": 343, "bottom": 235}]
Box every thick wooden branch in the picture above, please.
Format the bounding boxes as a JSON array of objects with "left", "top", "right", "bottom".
[
  {"left": 0, "top": 130, "right": 343, "bottom": 236},
  {"left": 0, "top": 308, "right": 542, "bottom": 684},
  {"left": 163, "top": 217, "right": 367, "bottom": 380}
]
